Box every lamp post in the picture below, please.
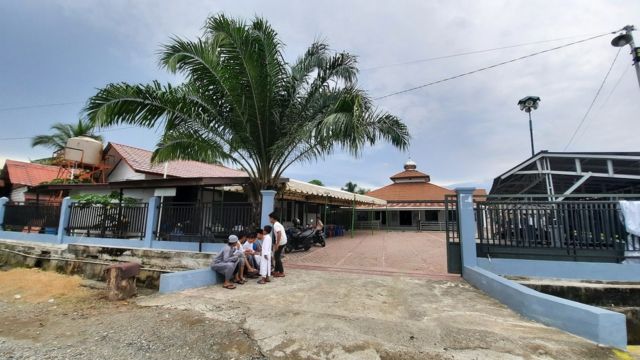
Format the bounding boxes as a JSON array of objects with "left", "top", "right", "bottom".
[
  {"left": 518, "top": 96, "right": 541, "bottom": 156},
  {"left": 611, "top": 25, "right": 640, "bottom": 89}
]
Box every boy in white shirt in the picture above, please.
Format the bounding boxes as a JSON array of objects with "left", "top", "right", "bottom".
[{"left": 257, "top": 227, "right": 272, "bottom": 284}]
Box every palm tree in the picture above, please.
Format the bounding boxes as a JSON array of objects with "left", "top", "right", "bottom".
[
  {"left": 84, "top": 15, "right": 410, "bottom": 221},
  {"left": 32, "top": 119, "right": 103, "bottom": 153},
  {"left": 342, "top": 181, "right": 359, "bottom": 193}
]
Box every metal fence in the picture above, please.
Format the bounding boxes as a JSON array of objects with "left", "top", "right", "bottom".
[
  {"left": 2, "top": 202, "right": 61, "bottom": 232},
  {"left": 157, "top": 202, "right": 254, "bottom": 242},
  {"left": 475, "top": 200, "right": 638, "bottom": 262},
  {"left": 67, "top": 203, "right": 149, "bottom": 239}
]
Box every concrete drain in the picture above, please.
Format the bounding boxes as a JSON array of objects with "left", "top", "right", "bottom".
[{"left": 514, "top": 278, "right": 640, "bottom": 345}]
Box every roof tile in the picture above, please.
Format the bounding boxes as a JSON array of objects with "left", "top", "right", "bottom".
[
  {"left": 109, "top": 143, "right": 247, "bottom": 178},
  {"left": 4, "top": 160, "right": 71, "bottom": 187}
]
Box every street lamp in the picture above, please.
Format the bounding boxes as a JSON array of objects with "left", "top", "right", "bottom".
[
  {"left": 518, "top": 96, "right": 541, "bottom": 157},
  {"left": 611, "top": 25, "right": 640, "bottom": 89}
]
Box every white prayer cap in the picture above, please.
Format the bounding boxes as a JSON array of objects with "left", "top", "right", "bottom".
[{"left": 228, "top": 235, "right": 239, "bottom": 243}]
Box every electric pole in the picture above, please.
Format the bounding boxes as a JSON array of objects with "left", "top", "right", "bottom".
[{"left": 611, "top": 25, "right": 640, "bottom": 89}]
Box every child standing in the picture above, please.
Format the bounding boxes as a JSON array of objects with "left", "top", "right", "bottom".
[{"left": 257, "top": 227, "right": 272, "bottom": 284}]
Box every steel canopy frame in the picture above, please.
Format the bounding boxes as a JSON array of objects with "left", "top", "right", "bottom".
[{"left": 491, "top": 151, "right": 640, "bottom": 199}]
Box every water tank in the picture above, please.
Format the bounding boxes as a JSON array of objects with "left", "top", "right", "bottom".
[{"left": 64, "top": 136, "right": 103, "bottom": 166}]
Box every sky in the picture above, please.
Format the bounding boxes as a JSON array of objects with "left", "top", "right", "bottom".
[{"left": 1, "top": 0, "right": 639, "bottom": 191}]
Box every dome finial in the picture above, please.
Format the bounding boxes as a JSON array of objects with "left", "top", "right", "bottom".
[{"left": 404, "top": 158, "right": 417, "bottom": 170}]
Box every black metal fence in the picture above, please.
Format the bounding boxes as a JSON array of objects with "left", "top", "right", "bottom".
[
  {"left": 67, "top": 203, "right": 148, "bottom": 239},
  {"left": 157, "top": 202, "right": 254, "bottom": 242},
  {"left": 1, "top": 202, "right": 61, "bottom": 232},
  {"left": 475, "top": 200, "right": 638, "bottom": 262}
]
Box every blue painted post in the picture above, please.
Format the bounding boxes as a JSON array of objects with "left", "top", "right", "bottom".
[
  {"left": 144, "top": 196, "right": 160, "bottom": 248},
  {"left": 57, "top": 197, "right": 73, "bottom": 244},
  {"left": 456, "top": 188, "right": 477, "bottom": 270},
  {"left": 260, "top": 190, "right": 277, "bottom": 227},
  {"left": 0, "top": 197, "right": 8, "bottom": 229}
]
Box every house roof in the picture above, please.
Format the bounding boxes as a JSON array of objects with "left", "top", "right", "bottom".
[
  {"left": 107, "top": 143, "right": 247, "bottom": 179},
  {"left": 3, "top": 160, "right": 70, "bottom": 187}
]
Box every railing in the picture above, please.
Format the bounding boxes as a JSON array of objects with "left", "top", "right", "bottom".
[
  {"left": 157, "top": 202, "right": 254, "bottom": 242},
  {"left": 355, "top": 220, "right": 381, "bottom": 229},
  {"left": 419, "top": 221, "right": 455, "bottom": 231},
  {"left": 67, "top": 203, "right": 148, "bottom": 239},
  {"left": 475, "top": 200, "right": 637, "bottom": 262},
  {"left": 2, "top": 202, "right": 61, "bottom": 233}
]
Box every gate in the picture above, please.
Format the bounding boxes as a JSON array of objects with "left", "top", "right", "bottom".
[{"left": 444, "top": 194, "right": 461, "bottom": 274}]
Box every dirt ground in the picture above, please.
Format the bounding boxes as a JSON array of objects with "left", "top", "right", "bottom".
[
  {"left": 0, "top": 268, "right": 263, "bottom": 360},
  {"left": 0, "top": 268, "right": 632, "bottom": 360}
]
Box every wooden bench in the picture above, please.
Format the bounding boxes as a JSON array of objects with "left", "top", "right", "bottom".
[{"left": 356, "top": 220, "right": 381, "bottom": 230}]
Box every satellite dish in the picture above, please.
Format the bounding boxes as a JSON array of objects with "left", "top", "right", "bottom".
[{"left": 611, "top": 33, "right": 632, "bottom": 47}]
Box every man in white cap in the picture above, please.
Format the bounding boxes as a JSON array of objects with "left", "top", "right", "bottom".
[{"left": 210, "top": 234, "right": 246, "bottom": 289}]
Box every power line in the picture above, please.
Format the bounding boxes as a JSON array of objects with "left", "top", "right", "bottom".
[
  {"left": 578, "top": 64, "right": 631, "bottom": 138},
  {"left": 0, "top": 126, "right": 138, "bottom": 142},
  {"left": 362, "top": 33, "right": 604, "bottom": 71},
  {"left": 0, "top": 101, "right": 84, "bottom": 112},
  {"left": 374, "top": 31, "right": 616, "bottom": 100},
  {"left": 564, "top": 47, "right": 623, "bottom": 151}
]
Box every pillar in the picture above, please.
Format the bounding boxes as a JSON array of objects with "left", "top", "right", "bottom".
[
  {"left": 456, "top": 188, "right": 477, "bottom": 269},
  {"left": 260, "top": 190, "right": 277, "bottom": 227},
  {"left": 57, "top": 197, "right": 73, "bottom": 244},
  {"left": 144, "top": 196, "right": 160, "bottom": 248},
  {"left": 0, "top": 197, "right": 8, "bottom": 229}
]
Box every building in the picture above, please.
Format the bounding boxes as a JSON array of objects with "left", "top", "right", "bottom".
[
  {"left": 26, "top": 142, "right": 384, "bottom": 239},
  {"left": 0, "top": 160, "right": 70, "bottom": 202},
  {"left": 363, "top": 160, "right": 486, "bottom": 230}
]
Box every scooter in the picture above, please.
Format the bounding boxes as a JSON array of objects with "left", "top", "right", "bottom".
[
  {"left": 312, "top": 229, "right": 326, "bottom": 247},
  {"left": 284, "top": 220, "right": 313, "bottom": 253}
]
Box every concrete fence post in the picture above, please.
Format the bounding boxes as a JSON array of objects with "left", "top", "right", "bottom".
[
  {"left": 0, "top": 197, "right": 8, "bottom": 229},
  {"left": 57, "top": 197, "right": 73, "bottom": 244},
  {"left": 144, "top": 196, "right": 160, "bottom": 248},
  {"left": 455, "top": 187, "right": 477, "bottom": 271},
  {"left": 260, "top": 190, "right": 277, "bottom": 228}
]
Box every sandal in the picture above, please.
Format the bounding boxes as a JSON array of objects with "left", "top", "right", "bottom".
[
  {"left": 223, "top": 284, "right": 236, "bottom": 290},
  {"left": 257, "top": 279, "right": 267, "bottom": 284},
  {"left": 234, "top": 279, "right": 247, "bottom": 285}
]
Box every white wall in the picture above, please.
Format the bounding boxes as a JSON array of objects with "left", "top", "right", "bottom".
[
  {"left": 10, "top": 186, "right": 26, "bottom": 202},
  {"left": 108, "top": 161, "right": 146, "bottom": 182}
]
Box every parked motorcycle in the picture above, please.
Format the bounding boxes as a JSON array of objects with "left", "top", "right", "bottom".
[
  {"left": 313, "top": 229, "right": 326, "bottom": 247},
  {"left": 284, "top": 219, "right": 327, "bottom": 252}
]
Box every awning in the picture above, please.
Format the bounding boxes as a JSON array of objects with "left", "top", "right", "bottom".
[{"left": 282, "top": 179, "right": 386, "bottom": 206}]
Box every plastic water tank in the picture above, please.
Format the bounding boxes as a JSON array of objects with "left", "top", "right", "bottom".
[{"left": 64, "top": 136, "right": 103, "bottom": 166}]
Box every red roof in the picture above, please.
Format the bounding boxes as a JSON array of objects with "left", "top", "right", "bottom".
[
  {"left": 3, "top": 160, "right": 70, "bottom": 187},
  {"left": 390, "top": 169, "right": 430, "bottom": 181},
  {"left": 366, "top": 182, "right": 486, "bottom": 202},
  {"left": 108, "top": 143, "right": 247, "bottom": 179}
]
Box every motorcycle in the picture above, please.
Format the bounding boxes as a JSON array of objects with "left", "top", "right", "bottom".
[{"left": 284, "top": 219, "right": 327, "bottom": 252}]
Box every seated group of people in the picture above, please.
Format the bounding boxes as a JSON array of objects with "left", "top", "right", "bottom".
[{"left": 210, "top": 226, "right": 275, "bottom": 289}]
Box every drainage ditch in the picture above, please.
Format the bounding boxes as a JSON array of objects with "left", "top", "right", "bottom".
[{"left": 514, "top": 277, "right": 640, "bottom": 345}]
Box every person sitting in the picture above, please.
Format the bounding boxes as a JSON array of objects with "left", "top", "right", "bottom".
[
  {"left": 237, "top": 232, "right": 259, "bottom": 278},
  {"left": 210, "top": 235, "right": 245, "bottom": 289},
  {"left": 242, "top": 232, "right": 261, "bottom": 271}
]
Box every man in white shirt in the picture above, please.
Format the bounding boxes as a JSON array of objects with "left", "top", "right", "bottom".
[{"left": 269, "top": 212, "right": 287, "bottom": 277}]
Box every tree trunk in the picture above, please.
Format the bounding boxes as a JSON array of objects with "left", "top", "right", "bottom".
[{"left": 244, "top": 183, "right": 262, "bottom": 231}]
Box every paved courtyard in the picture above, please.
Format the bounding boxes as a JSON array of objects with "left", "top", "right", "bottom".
[
  {"left": 140, "top": 268, "right": 616, "bottom": 359},
  {"left": 285, "top": 230, "right": 456, "bottom": 280}
]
